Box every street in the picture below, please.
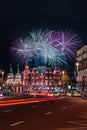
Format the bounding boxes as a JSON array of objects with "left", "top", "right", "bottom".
[{"left": 0, "top": 97, "right": 87, "bottom": 130}]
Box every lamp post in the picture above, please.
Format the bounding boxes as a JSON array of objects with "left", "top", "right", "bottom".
[
  {"left": 76, "top": 62, "right": 79, "bottom": 76},
  {"left": 62, "top": 70, "right": 65, "bottom": 83},
  {"left": 2, "top": 71, "right": 4, "bottom": 84},
  {"left": 76, "top": 62, "right": 80, "bottom": 85},
  {"left": 62, "top": 70, "right": 65, "bottom": 93},
  {"left": 0, "top": 70, "right": 4, "bottom": 85}
]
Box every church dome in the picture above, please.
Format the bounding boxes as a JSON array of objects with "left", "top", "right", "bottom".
[{"left": 7, "top": 73, "right": 14, "bottom": 79}]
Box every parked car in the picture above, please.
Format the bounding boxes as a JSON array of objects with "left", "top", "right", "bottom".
[
  {"left": 66, "top": 92, "right": 72, "bottom": 96},
  {"left": 72, "top": 91, "right": 81, "bottom": 97}
]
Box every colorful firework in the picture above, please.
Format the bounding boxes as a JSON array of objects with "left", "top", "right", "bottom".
[
  {"left": 10, "top": 30, "right": 43, "bottom": 63},
  {"left": 10, "top": 29, "right": 81, "bottom": 66},
  {"left": 29, "top": 29, "right": 66, "bottom": 65},
  {"left": 10, "top": 38, "right": 30, "bottom": 63},
  {"left": 54, "top": 29, "right": 81, "bottom": 59}
]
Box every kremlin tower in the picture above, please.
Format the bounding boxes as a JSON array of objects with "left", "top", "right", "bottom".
[
  {"left": 6, "top": 64, "right": 14, "bottom": 86},
  {"left": 22, "top": 62, "right": 31, "bottom": 91}
]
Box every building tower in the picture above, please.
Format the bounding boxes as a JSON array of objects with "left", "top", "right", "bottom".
[
  {"left": 6, "top": 64, "right": 14, "bottom": 86},
  {"left": 22, "top": 63, "right": 30, "bottom": 91},
  {"left": 15, "top": 64, "right": 21, "bottom": 84}
]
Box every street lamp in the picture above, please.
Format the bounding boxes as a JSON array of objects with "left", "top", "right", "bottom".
[
  {"left": 2, "top": 71, "right": 4, "bottom": 85},
  {"left": 62, "top": 70, "right": 69, "bottom": 95},
  {"left": 76, "top": 62, "right": 80, "bottom": 84},
  {"left": 62, "top": 71, "right": 65, "bottom": 76},
  {"left": 62, "top": 71, "right": 65, "bottom": 85},
  {"left": 62, "top": 70, "right": 65, "bottom": 92},
  {"left": 76, "top": 62, "right": 79, "bottom": 75}
]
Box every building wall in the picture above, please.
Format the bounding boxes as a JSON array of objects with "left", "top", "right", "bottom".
[
  {"left": 6, "top": 64, "right": 63, "bottom": 92},
  {"left": 76, "top": 45, "right": 87, "bottom": 87},
  {"left": 22, "top": 65, "right": 62, "bottom": 91}
]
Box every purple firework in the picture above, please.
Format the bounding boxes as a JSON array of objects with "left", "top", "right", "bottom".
[
  {"left": 10, "top": 29, "right": 81, "bottom": 65},
  {"left": 10, "top": 37, "right": 31, "bottom": 63},
  {"left": 54, "top": 29, "right": 82, "bottom": 59}
]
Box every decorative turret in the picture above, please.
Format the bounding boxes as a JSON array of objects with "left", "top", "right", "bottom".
[
  {"left": 6, "top": 64, "right": 14, "bottom": 86},
  {"left": 15, "top": 64, "right": 21, "bottom": 83},
  {"left": 25, "top": 62, "right": 29, "bottom": 70}
]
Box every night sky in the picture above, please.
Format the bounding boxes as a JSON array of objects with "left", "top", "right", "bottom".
[{"left": 0, "top": 0, "right": 87, "bottom": 75}]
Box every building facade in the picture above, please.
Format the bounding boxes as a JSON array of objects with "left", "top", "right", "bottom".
[
  {"left": 22, "top": 64, "right": 62, "bottom": 92},
  {"left": 76, "top": 45, "right": 87, "bottom": 87},
  {"left": 6, "top": 64, "right": 22, "bottom": 93},
  {"left": 6, "top": 63, "right": 63, "bottom": 93}
]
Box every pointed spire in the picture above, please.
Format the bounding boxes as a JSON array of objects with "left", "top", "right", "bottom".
[
  {"left": 25, "top": 61, "right": 29, "bottom": 70},
  {"left": 10, "top": 64, "right": 13, "bottom": 73}
]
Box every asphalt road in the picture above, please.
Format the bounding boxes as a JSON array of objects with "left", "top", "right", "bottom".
[{"left": 0, "top": 97, "right": 87, "bottom": 130}]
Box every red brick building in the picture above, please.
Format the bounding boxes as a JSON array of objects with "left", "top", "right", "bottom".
[{"left": 22, "top": 63, "right": 62, "bottom": 92}]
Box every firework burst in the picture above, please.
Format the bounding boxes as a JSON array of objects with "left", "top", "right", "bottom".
[
  {"left": 10, "top": 29, "right": 81, "bottom": 66},
  {"left": 10, "top": 38, "right": 30, "bottom": 63},
  {"left": 54, "top": 29, "right": 81, "bottom": 59}
]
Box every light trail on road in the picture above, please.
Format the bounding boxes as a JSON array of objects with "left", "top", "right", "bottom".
[
  {"left": 0, "top": 97, "right": 63, "bottom": 107},
  {"left": 45, "top": 112, "right": 52, "bottom": 115}
]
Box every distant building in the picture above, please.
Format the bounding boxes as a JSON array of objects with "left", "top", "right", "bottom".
[
  {"left": 22, "top": 62, "right": 62, "bottom": 92},
  {"left": 76, "top": 45, "right": 87, "bottom": 87},
  {"left": 6, "top": 64, "right": 22, "bottom": 93},
  {"left": 22, "top": 63, "right": 31, "bottom": 91},
  {"left": 6, "top": 64, "right": 14, "bottom": 86},
  {"left": 6, "top": 62, "right": 63, "bottom": 93}
]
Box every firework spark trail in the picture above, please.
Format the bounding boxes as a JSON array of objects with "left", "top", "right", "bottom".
[
  {"left": 10, "top": 29, "right": 81, "bottom": 65},
  {"left": 36, "top": 30, "right": 66, "bottom": 65},
  {"left": 10, "top": 38, "right": 30, "bottom": 63},
  {"left": 54, "top": 30, "right": 81, "bottom": 59}
]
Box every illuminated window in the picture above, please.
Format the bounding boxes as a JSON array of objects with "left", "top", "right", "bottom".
[
  {"left": 32, "top": 77, "right": 34, "bottom": 79},
  {"left": 45, "top": 77, "right": 48, "bottom": 79}
]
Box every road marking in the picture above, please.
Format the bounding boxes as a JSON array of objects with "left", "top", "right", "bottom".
[
  {"left": 31, "top": 105, "right": 37, "bottom": 108},
  {"left": 45, "top": 112, "right": 52, "bottom": 115},
  {"left": 4, "top": 109, "right": 13, "bottom": 112},
  {"left": 68, "top": 121, "right": 87, "bottom": 126},
  {"left": 10, "top": 121, "right": 24, "bottom": 126}
]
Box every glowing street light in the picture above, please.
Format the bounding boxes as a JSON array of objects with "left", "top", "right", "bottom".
[
  {"left": 62, "top": 70, "right": 65, "bottom": 85},
  {"left": 62, "top": 71, "right": 65, "bottom": 77},
  {"left": 1, "top": 71, "right": 4, "bottom": 84},
  {"left": 76, "top": 62, "right": 79, "bottom": 74}
]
